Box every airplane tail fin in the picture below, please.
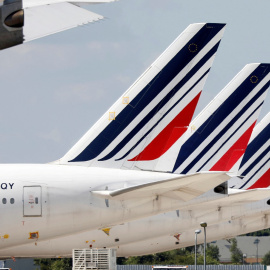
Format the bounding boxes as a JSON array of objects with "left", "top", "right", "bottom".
[
  {"left": 171, "top": 63, "right": 270, "bottom": 174},
  {"left": 228, "top": 112, "right": 270, "bottom": 189},
  {"left": 55, "top": 23, "right": 226, "bottom": 169}
]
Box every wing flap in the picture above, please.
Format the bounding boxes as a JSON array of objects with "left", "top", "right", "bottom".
[
  {"left": 92, "top": 172, "right": 230, "bottom": 201},
  {"left": 23, "top": 2, "right": 103, "bottom": 42}
]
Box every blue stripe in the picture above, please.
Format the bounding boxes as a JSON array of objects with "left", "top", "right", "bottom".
[
  {"left": 114, "top": 69, "right": 210, "bottom": 161},
  {"left": 70, "top": 23, "right": 225, "bottom": 162},
  {"left": 240, "top": 158, "right": 270, "bottom": 189},
  {"left": 100, "top": 42, "right": 219, "bottom": 161},
  {"left": 239, "top": 122, "right": 270, "bottom": 169},
  {"left": 178, "top": 86, "right": 268, "bottom": 174},
  {"left": 195, "top": 102, "right": 263, "bottom": 172},
  {"left": 241, "top": 145, "right": 270, "bottom": 177},
  {"left": 172, "top": 64, "right": 270, "bottom": 173}
]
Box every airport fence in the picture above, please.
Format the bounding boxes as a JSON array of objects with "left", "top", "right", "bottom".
[{"left": 117, "top": 265, "right": 266, "bottom": 270}]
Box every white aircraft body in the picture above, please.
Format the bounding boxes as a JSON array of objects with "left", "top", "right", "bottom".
[
  {"left": 2, "top": 58, "right": 269, "bottom": 257},
  {"left": 114, "top": 189, "right": 270, "bottom": 257},
  {"left": 0, "top": 23, "right": 230, "bottom": 258},
  {"left": 0, "top": 0, "right": 116, "bottom": 50},
  {"left": 118, "top": 111, "right": 270, "bottom": 256},
  {"left": 1, "top": 21, "right": 270, "bottom": 259},
  {"left": 0, "top": 165, "right": 228, "bottom": 249},
  {"left": 110, "top": 110, "right": 270, "bottom": 257},
  {"left": 1, "top": 62, "right": 269, "bottom": 258},
  {"left": 1, "top": 185, "right": 269, "bottom": 257}
]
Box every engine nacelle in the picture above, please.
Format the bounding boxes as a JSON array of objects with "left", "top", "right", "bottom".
[
  {"left": 214, "top": 181, "right": 228, "bottom": 194},
  {"left": 4, "top": 9, "right": 24, "bottom": 28},
  {"left": 0, "top": 0, "right": 24, "bottom": 50}
]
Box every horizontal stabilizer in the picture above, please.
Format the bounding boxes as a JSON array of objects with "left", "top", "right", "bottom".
[
  {"left": 229, "top": 189, "right": 270, "bottom": 204},
  {"left": 92, "top": 172, "right": 230, "bottom": 201},
  {"left": 191, "top": 188, "right": 270, "bottom": 210},
  {"left": 23, "top": 2, "right": 103, "bottom": 42}
]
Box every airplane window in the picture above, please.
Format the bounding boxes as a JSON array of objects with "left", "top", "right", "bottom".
[
  {"left": 10, "top": 198, "right": 15, "bottom": 204},
  {"left": 2, "top": 198, "right": 7, "bottom": 204},
  {"left": 35, "top": 197, "right": 38, "bottom": 204}
]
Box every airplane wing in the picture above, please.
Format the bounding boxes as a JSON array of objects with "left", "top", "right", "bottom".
[
  {"left": 23, "top": 2, "right": 103, "bottom": 42},
  {"left": 0, "top": 0, "right": 116, "bottom": 50},
  {"left": 23, "top": 0, "right": 117, "bottom": 8},
  {"left": 92, "top": 171, "right": 230, "bottom": 201}
]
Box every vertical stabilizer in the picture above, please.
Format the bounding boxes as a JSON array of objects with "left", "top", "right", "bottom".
[
  {"left": 56, "top": 23, "right": 226, "bottom": 170},
  {"left": 228, "top": 112, "right": 270, "bottom": 189},
  {"left": 171, "top": 63, "right": 270, "bottom": 174}
]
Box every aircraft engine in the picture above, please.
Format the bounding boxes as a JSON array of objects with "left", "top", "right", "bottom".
[
  {"left": 0, "top": 0, "right": 24, "bottom": 50},
  {"left": 4, "top": 9, "right": 24, "bottom": 28},
  {"left": 0, "top": 0, "right": 111, "bottom": 50},
  {"left": 214, "top": 182, "right": 228, "bottom": 194}
]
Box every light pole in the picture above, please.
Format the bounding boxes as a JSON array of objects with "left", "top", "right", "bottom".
[
  {"left": 243, "top": 253, "right": 247, "bottom": 265},
  {"left": 254, "top": 239, "right": 260, "bottom": 264},
  {"left": 195, "top": 229, "right": 201, "bottom": 270},
  {"left": 200, "top": 222, "right": 207, "bottom": 270}
]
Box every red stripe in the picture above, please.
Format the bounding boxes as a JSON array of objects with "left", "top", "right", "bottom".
[
  {"left": 247, "top": 169, "right": 270, "bottom": 189},
  {"left": 210, "top": 122, "right": 256, "bottom": 171},
  {"left": 129, "top": 92, "right": 201, "bottom": 161}
]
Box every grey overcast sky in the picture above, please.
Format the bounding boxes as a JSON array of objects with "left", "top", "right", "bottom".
[{"left": 0, "top": 0, "right": 269, "bottom": 163}]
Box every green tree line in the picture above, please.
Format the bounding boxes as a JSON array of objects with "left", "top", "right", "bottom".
[
  {"left": 117, "top": 244, "right": 220, "bottom": 265},
  {"left": 34, "top": 244, "right": 220, "bottom": 269},
  {"left": 34, "top": 230, "right": 270, "bottom": 269}
]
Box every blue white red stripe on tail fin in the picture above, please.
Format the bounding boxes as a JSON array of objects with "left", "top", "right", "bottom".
[
  {"left": 55, "top": 23, "right": 226, "bottom": 170},
  {"left": 228, "top": 112, "right": 270, "bottom": 189},
  {"left": 172, "top": 63, "right": 270, "bottom": 174},
  {"left": 128, "top": 92, "right": 202, "bottom": 161}
]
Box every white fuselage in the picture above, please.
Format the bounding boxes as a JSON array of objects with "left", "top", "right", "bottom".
[
  {"left": 1, "top": 187, "right": 269, "bottom": 258},
  {"left": 1, "top": 163, "right": 269, "bottom": 258},
  {"left": 2, "top": 163, "right": 223, "bottom": 256},
  {"left": 0, "top": 164, "right": 177, "bottom": 248}
]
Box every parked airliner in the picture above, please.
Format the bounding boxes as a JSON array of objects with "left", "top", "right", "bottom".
[
  {"left": 0, "top": 23, "right": 228, "bottom": 257},
  {"left": 0, "top": 22, "right": 268, "bottom": 259},
  {"left": 1, "top": 63, "right": 269, "bottom": 257}
]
